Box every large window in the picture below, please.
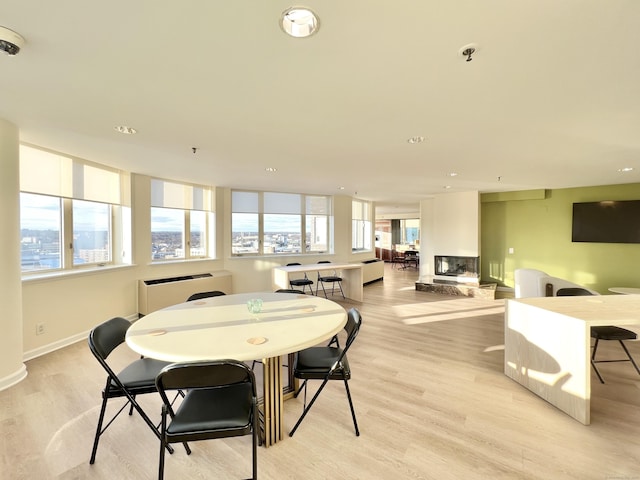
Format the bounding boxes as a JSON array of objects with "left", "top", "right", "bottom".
[
  {"left": 19, "top": 144, "right": 130, "bottom": 273},
  {"left": 352, "top": 199, "right": 372, "bottom": 252},
  {"left": 151, "top": 178, "right": 215, "bottom": 261},
  {"left": 231, "top": 190, "right": 331, "bottom": 256}
]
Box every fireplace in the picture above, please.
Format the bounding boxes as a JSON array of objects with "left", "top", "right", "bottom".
[{"left": 434, "top": 255, "right": 479, "bottom": 281}]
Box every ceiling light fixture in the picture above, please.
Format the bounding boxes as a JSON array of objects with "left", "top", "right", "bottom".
[
  {"left": 447, "top": 172, "right": 458, "bottom": 177},
  {"left": 281, "top": 7, "right": 319, "bottom": 38},
  {"left": 0, "top": 26, "right": 25, "bottom": 56},
  {"left": 265, "top": 167, "right": 277, "bottom": 172},
  {"left": 114, "top": 125, "right": 137, "bottom": 135},
  {"left": 407, "top": 136, "right": 425, "bottom": 144},
  {"left": 618, "top": 167, "right": 634, "bottom": 172}
]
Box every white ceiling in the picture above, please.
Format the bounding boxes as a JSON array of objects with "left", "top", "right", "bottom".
[{"left": 2, "top": 1, "right": 639, "bottom": 215}]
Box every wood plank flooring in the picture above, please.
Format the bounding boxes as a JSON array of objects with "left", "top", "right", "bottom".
[{"left": 2, "top": 263, "right": 640, "bottom": 479}]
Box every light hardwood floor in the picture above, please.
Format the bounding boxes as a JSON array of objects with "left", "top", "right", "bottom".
[{"left": 2, "top": 264, "right": 640, "bottom": 479}]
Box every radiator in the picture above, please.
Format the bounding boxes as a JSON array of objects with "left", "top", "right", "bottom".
[{"left": 138, "top": 271, "right": 232, "bottom": 315}]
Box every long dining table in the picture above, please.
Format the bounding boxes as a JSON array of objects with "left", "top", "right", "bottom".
[{"left": 125, "top": 291, "right": 347, "bottom": 447}]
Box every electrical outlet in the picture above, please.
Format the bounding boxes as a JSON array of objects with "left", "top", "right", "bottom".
[{"left": 36, "top": 323, "right": 45, "bottom": 335}]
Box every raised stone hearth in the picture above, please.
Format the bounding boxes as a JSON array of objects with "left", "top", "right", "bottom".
[{"left": 415, "top": 281, "right": 497, "bottom": 299}]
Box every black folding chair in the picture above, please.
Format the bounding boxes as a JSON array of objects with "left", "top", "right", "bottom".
[
  {"left": 156, "top": 360, "right": 259, "bottom": 480},
  {"left": 186, "top": 290, "right": 226, "bottom": 301},
  {"left": 557, "top": 287, "right": 640, "bottom": 383},
  {"left": 289, "top": 307, "right": 362, "bottom": 437},
  {"left": 88, "top": 317, "right": 175, "bottom": 464}
]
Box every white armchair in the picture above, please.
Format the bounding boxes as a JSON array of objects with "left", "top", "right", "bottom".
[{"left": 514, "top": 268, "right": 599, "bottom": 298}]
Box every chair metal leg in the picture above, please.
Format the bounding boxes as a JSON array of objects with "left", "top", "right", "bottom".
[
  {"left": 591, "top": 339, "right": 605, "bottom": 384},
  {"left": 619, "top": 340, "right": 640, "bottom": 376},
  {"left": 342, "top": 378, "right": 360, "bottom": 436}
]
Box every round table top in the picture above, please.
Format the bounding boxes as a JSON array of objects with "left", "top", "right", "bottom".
[
  {"left": 608, "top": 287, "right": 640, "bottom": 295},
  {"left": 126, "top": 292, "right": 347, "bottom": 363}
]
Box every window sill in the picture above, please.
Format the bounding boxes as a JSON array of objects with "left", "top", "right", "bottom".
[{"left": 21, "top": 264, "right": 136, "bottom": 284}]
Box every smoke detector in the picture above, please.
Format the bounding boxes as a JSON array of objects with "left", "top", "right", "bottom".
[{"left": 0, "top": 26, "right": 25, "bottom": 56}]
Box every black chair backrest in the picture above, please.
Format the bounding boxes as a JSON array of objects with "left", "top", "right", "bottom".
[
  {"left": 187, "top": 290, "right": 226, "bottom": 302},
  {"left": 156, "top": 360, "right": 257, "bottom": 403},
  {"left": 89, "top": 317, "right": 129, "bottom": 361},
  {"left": 287, "top": 262, "right": 301, "bottom": 266},
  {"left": 344, "top": 308, "right": 362, "bottom": 350},
  {"left": 556, "top": 288, "right": 594, "bottom": 296},
  {"left": 275, "top": 289, "right": 305, "bottom": 294}
]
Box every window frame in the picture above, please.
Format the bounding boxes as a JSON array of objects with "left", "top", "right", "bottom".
[
  {"left": 352, "top": 199, "right": 373, "bottom": 252},
  {"left": 231, "top": 190, "right": 332, "bottom": 257},
  {"left": 150, "top": 178, "right": 216, "bottom": 262},
  {"left": 19, "top": 144, "right": 130, "bottom": 275}
]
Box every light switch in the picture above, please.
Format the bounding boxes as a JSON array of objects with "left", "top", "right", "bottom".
[{"left": 508, "top": 247, "right": 514, "bottom": 254}]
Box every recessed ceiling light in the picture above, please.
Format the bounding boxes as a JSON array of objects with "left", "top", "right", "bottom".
[
  {"left": 114, "top": 125, "right": 137, "bottom": 135},
  {"left": 618, "top": 167, "right": 634, "bottom": 172},
  {"left": 407, "top": 136, "right": 425, "bottom": 144},
  {"left": 338, "top": 186, "right": 345, "bottom": 190},
  {"left": 444, "top": 185, "right": 452, "bottom": 189},
  {"left": 447, "top": 172, "right": 458, "bottom": 177},
  {"left": 265, "top": 167, "right": 277, "bottom": 172},
  {"left": 281, "top": 8, "right": 319, "bottom": 38}
]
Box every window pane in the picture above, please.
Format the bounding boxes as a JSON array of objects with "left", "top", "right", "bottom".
[
  {"left": 73, "top": 200, "right": 111, "bottom": 265},
  {"left": 232, "top": 213, "right": 259, "bottom": 254},
  {"left": 151, "top": 207, "right": 185, "bottom": 260},
  {"left": 190, "top": 210, "right": 206, "bottom": 257},
  {"left": 20, "top": 193, "right": 62, "bottom": 271},
  {"left": 306, "top": 214, "right": 328, "bottom": 252},
  {"left": 264, "top": 214, "right": 301, "bottom": 254}
]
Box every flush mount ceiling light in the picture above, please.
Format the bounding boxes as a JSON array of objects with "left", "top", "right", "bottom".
[
  {"left": 265, "top": 167, "right": 277, "bottom": 172},
  {"left": 407, "top": 136, "right": 425, "bottom": 144},
  {"left": 0, "top": 26, "right": 25, "bottom": 56},
  {"left": 618, "top": 167, "right": 634, "bottom": 172},
  {"left": 114, "top": 125, "right": 137, "bottom": 135},
  {"left": 281, "top": 7, "right": 319, "bottom": 38}
]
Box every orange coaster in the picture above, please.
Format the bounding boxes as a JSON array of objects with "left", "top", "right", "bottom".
[
  {"left": 149, "top": 329, "right": 167, "bottom": 336},
  {"left": 247, "top": 336, "right": 267, "bottom": 345}
]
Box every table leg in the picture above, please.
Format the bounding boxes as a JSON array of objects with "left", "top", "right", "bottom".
[{"left": 261, "top": 356, "right": 283, "bottom": 447}]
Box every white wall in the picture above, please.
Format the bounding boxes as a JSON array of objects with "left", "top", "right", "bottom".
[
  {"left": 0, "top": 119, "right": 26, "bottom": 389},
  {"left": 419, "top": 191, "right": 480, "bottom": 282}
]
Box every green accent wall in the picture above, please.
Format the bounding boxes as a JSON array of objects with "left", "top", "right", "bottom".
[{"left": 480, "top": 183, "right": 640, "bottom": 294}]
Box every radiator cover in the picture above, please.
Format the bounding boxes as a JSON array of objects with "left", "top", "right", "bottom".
[{"left": 138, "top": 271, "right": 232, "bottom": 315}]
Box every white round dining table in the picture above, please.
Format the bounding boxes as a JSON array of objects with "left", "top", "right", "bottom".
[{"left": 126, "top": 291, "right": 347, "bottom": 446}]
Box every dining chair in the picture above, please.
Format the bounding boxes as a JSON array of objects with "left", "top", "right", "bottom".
[
  {"left": 156, "top": 360, "right": 258, "bottom": 480},
  {"left": 289, "top": 307, "right": 362, "bottom": 437},
  {"left": 274, "top": 288, "right": 306, "bottom": 294},
  {"left": 88, "top": 317, "right": 175, "bottom": 464},
  {"left": 315, "top": 260, "right": 345, "bottom": 299},
  {"left": 286, "top": 262, "right": 315, "bottom": 294},
  {"left": 556, "top": 287, "right": 640, "bottom": 383},
  {"left": 186, "top": 290, "right": 226, "bottom": 302}
]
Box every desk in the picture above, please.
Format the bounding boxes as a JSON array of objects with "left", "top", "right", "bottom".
[
  {"left": 609, "top": 287, "right": 640, "bottom": 295},
  {"left": 126, "top": 292, "right": 347, "bottom": 446},
  {"left": 504, "top": 295, "right": 640, "bottom": 425},
  {"left": 272, "top": 263, "right": 364, "bottom": 302}
]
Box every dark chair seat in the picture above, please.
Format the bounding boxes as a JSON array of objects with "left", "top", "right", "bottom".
[{"left": 591, "top": 326, "right": 637, "bottom": 341}]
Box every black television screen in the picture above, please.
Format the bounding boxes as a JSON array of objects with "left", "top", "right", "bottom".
[{"left": 572, "top": 200, "right": 640, "bottom": 243}]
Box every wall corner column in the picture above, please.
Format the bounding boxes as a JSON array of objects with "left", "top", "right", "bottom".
[{"left": 0, "top": 118, "right": 26, "bottom": 390}]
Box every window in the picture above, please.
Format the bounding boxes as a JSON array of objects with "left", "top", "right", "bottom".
[
  {"left": 231, "top": 190, "right": 331, "bottom": 256},
  {"left": 352, "top": 199, "right": 372, "bottom": 251},
  {"left": 151, "top": 178, "right": 215, "bottom": 261},
  {"left": 19, "top": 144, "right": 130, "bottom": 273}
]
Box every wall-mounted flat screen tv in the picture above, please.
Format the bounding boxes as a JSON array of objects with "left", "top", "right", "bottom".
[{"left": 572, "top": 200, "right": 640, "bottom": 243}]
